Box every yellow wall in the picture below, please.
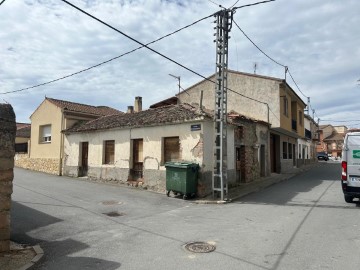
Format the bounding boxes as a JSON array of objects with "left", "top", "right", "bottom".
[
  {"left": 30, "top": 99, "right": 63, "bottom": 159},
  {"left": 279, "top": 87, "right": 292, "bottom": 131}
]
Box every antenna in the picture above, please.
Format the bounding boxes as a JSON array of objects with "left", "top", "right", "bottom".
[
  {"left": 253, "top": 62, "right": 258, "bottom": 74},
  {"left": 168, "top": 74, "right": 181, "bottom": 94}
]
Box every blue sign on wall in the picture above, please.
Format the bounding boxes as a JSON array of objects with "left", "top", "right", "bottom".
[{"left": 191, "top": 124, "right": 201, "bottom": 131}]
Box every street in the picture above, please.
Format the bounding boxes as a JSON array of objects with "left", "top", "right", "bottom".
[{"left": 11, "top": 163, "right": 360, "bottom": 270}]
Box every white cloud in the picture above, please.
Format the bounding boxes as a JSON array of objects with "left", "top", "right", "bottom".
[{"left": 0, "top": 0, "right": 359, "bottom": 128}]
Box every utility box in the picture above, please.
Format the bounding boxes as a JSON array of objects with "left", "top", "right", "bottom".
[{"left": 165, "top": 162, "right": 199, "bottom": 199}]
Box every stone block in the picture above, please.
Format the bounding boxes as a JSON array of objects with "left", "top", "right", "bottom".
[
  {"left": 0, "top": 239, "right": 10, "bottom": 252},
  {"left": 0, "top": 212, "right": 9, "bottom": 229},
  {"left": 0, "top": 228, "right": 10, "bottom": 240},
  {"left": 0, "top": 158, "right": 14, "bottom": 170},
  {"left": 0, "top": 169, "right": 13, "bottom": 182},
  {"left": 0, "top": 181, "right": 13, "bottom": 194},
  {"left": 0, "top": 197, "right": 11, "bottom": 210}
]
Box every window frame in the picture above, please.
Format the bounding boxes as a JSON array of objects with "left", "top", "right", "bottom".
[
  {"left": 282, "top": 141, "right": 288, "bottom": 159},
  {"left": 103, "top": 140, "right": 115, "bottom": 165},
  {"left": 163, "top": 136, "right": 180, "bottom": 164},
  {"left": 283, "top": 96, "right": 289, "bottom": 117},
  {"left": 39, "top": 124, "right": 51, "bottom": 143}
]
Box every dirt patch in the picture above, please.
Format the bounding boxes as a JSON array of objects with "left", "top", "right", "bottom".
[{"left": 0, "top": 242, "right": 36, "bottom": 270}]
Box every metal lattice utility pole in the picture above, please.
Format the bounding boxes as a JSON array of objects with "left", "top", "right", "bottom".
[{"left": 212, "top": 10, "right": 233, "bottom": 201}]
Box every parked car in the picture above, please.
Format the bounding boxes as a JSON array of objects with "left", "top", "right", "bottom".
[
  {"left": 341, "top": 132, "right": 360, "bottom": 203},
  {"left": 317, "top": 152, "right": 328, "bottom": 161}
]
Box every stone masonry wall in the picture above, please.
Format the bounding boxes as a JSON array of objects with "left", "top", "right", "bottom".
[
  {"left": 0, "top": 104, "right": 16, "bottom": 252},
  {"left": 15, "top": 154, "right": 59, "bottom": 175}
]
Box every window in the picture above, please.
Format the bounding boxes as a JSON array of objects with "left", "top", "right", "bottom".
[
  {"left": 164, "top": 137, "right": 180, "bottom": 163},
  {"left": 40, "top": 125, "right": 51, "bottom": 143},
  {"left": 283, "top": 97, "right": 288, "bottom": 116},
  {"left": 104, "top": 140, "right": 115, "bottom": 164},
  {"left": 299, "top": 111, "right": 303, "bottom": 126},
  {"left": 288, "top": 143, "right": 293, "bottom": 159},
  {"left": 282, "top": 142, "right": 288, "bottom": 159}
]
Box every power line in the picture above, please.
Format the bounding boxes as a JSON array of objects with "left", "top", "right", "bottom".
[
  {"left": 233, "top": 19, "right": 285, "bottom": 68},
  {"left": 233, "top": 18, "right": 310, "bottom": 101},
  {"left": 230, "top": 0, "right": 241, "bottom": 9},
  {"left": 60, "top": 0, "right": 214, "bottom": 83},
  {"left": 207, "top": 0, "right": 221, "bottom": 7},
  {"left": 233, "top": 0, "right": 275, "bottom": 10},
  {"left": 1, "top": 10, "right": 215, "bottom": 95},
  {"left": 0, "top": 0, "right": 6, "bottom": 6},
  {"left": 286, "top": 68, "right": 308, "bottom": 99},
  {"left": 59, "top": 0, "right": 272, "bottom": 109}
]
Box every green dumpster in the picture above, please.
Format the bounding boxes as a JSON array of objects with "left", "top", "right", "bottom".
[{"left": 165, "top": 162, "right": 199, "bottom": 199}]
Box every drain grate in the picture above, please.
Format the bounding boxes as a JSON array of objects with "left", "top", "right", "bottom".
[
  {"left": 101, "top": 200, "right": 121, "bottom": 205},
  {"left": 184, "top": 242, "right": 216, "bottom": 253},
  {"left": 103, "top": 211, "right": 125, "bottom": 217}
]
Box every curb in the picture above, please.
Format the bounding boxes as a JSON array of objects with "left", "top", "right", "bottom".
[{"left": 17, "top": 245, "right": 44, "bottom": 270}]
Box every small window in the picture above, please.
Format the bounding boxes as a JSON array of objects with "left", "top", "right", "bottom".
[
  {"left": 40, "top": 125, "right": 51, "bottom": 143},
  {"left": 282, "top": 142, "right": 288, "bottom": 159},
  {"left": 288, "top": 143, "right": 293, "bottom": 159},
  {"left": 299, "top": 111, "right": 303, "bottom": 126},
  {"left": 104, "top": 140, "right": 115, "bottom": 164},
  {"left": 164, "top": 137, "right": 180, "bottom": 163},
  {"left": 283, "top": 97, "right": 288, "bottom": 117}
]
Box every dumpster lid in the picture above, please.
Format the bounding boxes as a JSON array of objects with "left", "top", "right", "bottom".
[{"left": 165, "top": 161, "right": 198, "bottom": 168}]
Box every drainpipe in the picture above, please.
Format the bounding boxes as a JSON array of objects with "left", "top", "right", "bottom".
[{"left": 59, "top": 112, "right": 65, "bottom": 176}]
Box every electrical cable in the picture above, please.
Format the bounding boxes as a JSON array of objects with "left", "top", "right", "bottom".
[
  {"left": 0, "top": 10, "right": 215, "bottom": 95},
  {"left": 230, "top": 0, "right": 241, "bottom": 9},
  {"left": 207, "top": 0, "right": 221, "bottom": 7},
  {"left": 232, "top": 0, "right": 275, "bottom": 10},
  {"left": 233, "top": 19, "right": 285, "bottom": 68},
  {"left": 286, "top": 68, "right": 308, "bottom": 99},
  {"left": 0, "top": 0, "right": 6, "bottom": 6}
]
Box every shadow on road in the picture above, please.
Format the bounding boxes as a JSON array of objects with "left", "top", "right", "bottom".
[
  {"left": 11, "top": 202, "right": 121, "bottom": 270},
  {"left": 235, "top": 163, "right": 353, "bottom": 207}
]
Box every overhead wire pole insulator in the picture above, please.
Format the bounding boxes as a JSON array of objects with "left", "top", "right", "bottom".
[{"left": 212, "top": 9, "right": 232, "bottom": 201}]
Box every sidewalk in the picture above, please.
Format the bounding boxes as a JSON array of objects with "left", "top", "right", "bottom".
[{"left": 195, "top": 162, "right": 320, "bottom": 204}]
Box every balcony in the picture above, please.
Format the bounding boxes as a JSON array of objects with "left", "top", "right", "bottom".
[{"left": 305, "top": 129, "right": 311, "bottom": 139}]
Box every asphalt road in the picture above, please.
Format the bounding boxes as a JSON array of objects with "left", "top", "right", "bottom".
[{"left": 11, "top": 163, "right": 360, "bottom": 270}]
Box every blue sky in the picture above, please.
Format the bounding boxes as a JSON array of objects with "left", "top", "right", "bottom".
[{"left": 1, "top": 0, "right": 359, "bottom": 127}]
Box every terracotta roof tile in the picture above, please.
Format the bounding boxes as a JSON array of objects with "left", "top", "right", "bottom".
[
  {"left": 16, "top": 125, "right": 31, "bottom": 138},
  {"left": 65, "top": 104, "right": 210, "bottom": 133},
  {"left": 46, "top": 97, "right": 122, "bottom": 116}
]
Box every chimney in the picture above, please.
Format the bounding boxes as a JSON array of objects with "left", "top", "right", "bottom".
[
  {"left": 127, "top": 106, "right": 134, "bottom": 113},
  {"left": 134, "top": 96, "right": 142, "bottom": 112}
]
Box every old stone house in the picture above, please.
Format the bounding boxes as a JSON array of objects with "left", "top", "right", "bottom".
[
  {"left": 63, "top": 103, "right": 269, "bottom": 197},
  {"left": 15, "top": 97, "right": 121, "bottom": 175},
  {"left": 169, "top": 70, "right": 307, "bottom": 174}
]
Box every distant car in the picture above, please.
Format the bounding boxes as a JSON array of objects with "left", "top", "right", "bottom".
[{"left": 317, "top": 152, "right": 328, "bottom": 161}]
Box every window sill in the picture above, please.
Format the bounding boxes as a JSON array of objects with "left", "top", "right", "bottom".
[{"left": 39, "top": 141, "right": 51, "bottom": 144}]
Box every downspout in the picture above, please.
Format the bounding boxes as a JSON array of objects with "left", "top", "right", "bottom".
[{"left": 59, "top": 111, "right": 65, "bottom": 176}]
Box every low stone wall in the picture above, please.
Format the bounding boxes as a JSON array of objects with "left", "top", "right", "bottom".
[
  {"left": 15, "top": 154, "right": 60, "bottom": 175},
  {"left": 0, "top": 104, "right": 16, "bottom": 252}
]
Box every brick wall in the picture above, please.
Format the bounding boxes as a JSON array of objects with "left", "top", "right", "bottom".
[{"left": 0, "top": 104, "right": 16, "bottom": 252}]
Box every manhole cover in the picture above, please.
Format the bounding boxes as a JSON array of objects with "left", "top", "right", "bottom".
[
  {"left": 184, "top": 242, "right": 216, "bottom": 253},
  {"left": 101, "top": 200, "right": 121, "bottom": 205},
  {"left": 103, "top": 211, "right": 125, "bottom": 217}
]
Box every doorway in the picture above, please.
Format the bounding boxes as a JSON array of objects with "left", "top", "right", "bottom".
[
  {"left": 79, "top": 142, "right": 88, "bottom": 177},
  {"left": 131, "top": 139, "right": 143, "bottom": 180},
  {"left": 236, "top": 146, "right": 246, "bottom": 183}
]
